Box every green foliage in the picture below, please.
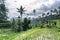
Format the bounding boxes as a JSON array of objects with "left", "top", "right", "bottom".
[
  {"left": 0, "top": 20, "right": 11, "bottom": 28},
  {"left": 0, "top": 3, "right": 8, "bottom": 20},
  {"left": 23, "top": 18, "right": 31, "bottom": 31},
  {"left": 17, "top": 6, "right": 26, "bottom": 32},
  {"left": 17, "top": 6, "right": 25, "bottom": 21},
  {"left": 0, "top": 0, "right": 9, "bottom": 28},
  {"left": 11, "top": 18, "right": 18, "bottom": 32},
  {"left": 17, "top": 16, "right": 22, "bottom": 32},
  {"left": 11, "top": 17, "right": 31, "bottom": 32}
]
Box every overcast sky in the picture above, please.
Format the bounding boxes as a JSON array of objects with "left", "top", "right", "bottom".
[{"left": 5, "top": 0, "right": 60, "bottom": 18}]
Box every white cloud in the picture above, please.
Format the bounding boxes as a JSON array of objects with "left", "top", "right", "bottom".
[
  {"left": 6, "top": 0, "right": 54, "bottom": 11},
  {"left": 5, "top": 0, "right": 58, "bottom": 18}
]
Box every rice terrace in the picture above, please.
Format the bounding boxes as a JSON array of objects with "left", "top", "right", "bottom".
[{"left": 0, "top": 0, "right": 60, "bottom": 40}]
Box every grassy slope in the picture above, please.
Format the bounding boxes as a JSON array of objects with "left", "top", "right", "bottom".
[
  {"left": 12, "top": 28, "right": 40, "bottom": 40},
  {"left": 13, "top": 28, "right": 60, "bottom": 40},
  {"left": 0, "top": 28, "right": 40, "bottom": 40},
  {"left": 0, "top": 29, "right": 19, "bottom": 40},
  {"left": 0, "top": 28, "right": 60, "bottom": 40},
  {"left": 0, "top": 19, "right": 60, "bottom": 40},
  {"left": 12, "top": 19, "right": 60, "bottom": 40}
]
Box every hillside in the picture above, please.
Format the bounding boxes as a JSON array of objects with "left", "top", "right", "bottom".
[
  {"left": 0, "top": 19, "right": 60, "bottom": 40},
  {"left": 12, "top": 28, "right": 59, "bottom": 40}
]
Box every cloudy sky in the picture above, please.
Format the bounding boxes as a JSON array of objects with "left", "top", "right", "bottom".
[{"left": 5, "top": 0, "right": 60, "bottom": 18}]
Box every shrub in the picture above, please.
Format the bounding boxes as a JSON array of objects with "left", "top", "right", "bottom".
[{"left": 23, "top": 18, "right": 31, "bottom": 31}]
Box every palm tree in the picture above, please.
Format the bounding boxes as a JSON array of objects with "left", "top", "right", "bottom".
[
  {"left": 46, "top": 12, "right": 49, "bottom": 18},
  {"left": 50, "top": 10, "right": 53, "bottom": 19},
  {"left": 47, "top": 12, "right": 49, "bottom": 15},
  {"left": 54, "top": 9, "right": 58, "bottom": 14},
  {"left": 58, "top": 6, "right": 60, "bottom": 14},
  {"left": 17, "top": 6, "right": 25, "bottom": 21},
  {"left": 33, "top": 9, "right": 36, "bottom": 16},
  {"left": 50, "top": 10, "right": 53, "bottom": 15},
  {"left": 42, "top": 13, "right": 45, "bottom": 21},
  {"left": 17, "top": 6, "right": 25, "bottom": 31},
  {"left": 42, "top": 13, "right": 45, "bottom": 17}
]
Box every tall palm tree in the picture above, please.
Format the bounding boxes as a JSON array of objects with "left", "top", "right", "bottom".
[
  {"left": 42, "top": 13, "right": 45, "bottom": 21},
  {"left": 58, "top": 6, "right": 60, "bottom": 14},
  {"left": 17, "top": 6, "right": 25, "bottom": 21},
  {"left": 54, "top": 9, "right": 58, "bottom": 14},
  {"left": 46, "top": 12, "right": 49, "bottom": 18},
  {"left": 50, "top": 10, "right": 53, "bottom": 19},
  {"left": 33, "top": 9, "right": 36, "bottom": 16},
  {"left": 17, "top": 6, "right": 25, "bottom": 31},
  {"left": 50, "top": 10, "right": 53, "bottom": 15},
  {"left": 47, "top": 12, "right": 49, "bottom": 15},
  {"left": 42, "top": 13, "right": 45, "bottom": 17}
]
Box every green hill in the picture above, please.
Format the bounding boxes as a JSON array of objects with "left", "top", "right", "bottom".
[{"left": 0, "top": 19, "right": 60, "bottom": 40}]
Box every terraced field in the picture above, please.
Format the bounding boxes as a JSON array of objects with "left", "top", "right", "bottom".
[
  {"left": 0, "top": 28, "right": 60, "bottom": 40},
  {"left": 0, "top": 19, "right": 60, "bottom": 40},
  {"left": 12, "top": 28, "right": 59, "bottom": 40}
]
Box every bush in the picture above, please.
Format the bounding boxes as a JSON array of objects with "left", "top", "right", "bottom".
[
  {"left": 0, "top": 20, "right": 11, "bottom": 28},
  {"left": 22, "top": 18, "right": 31, "bottom": 31}
]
